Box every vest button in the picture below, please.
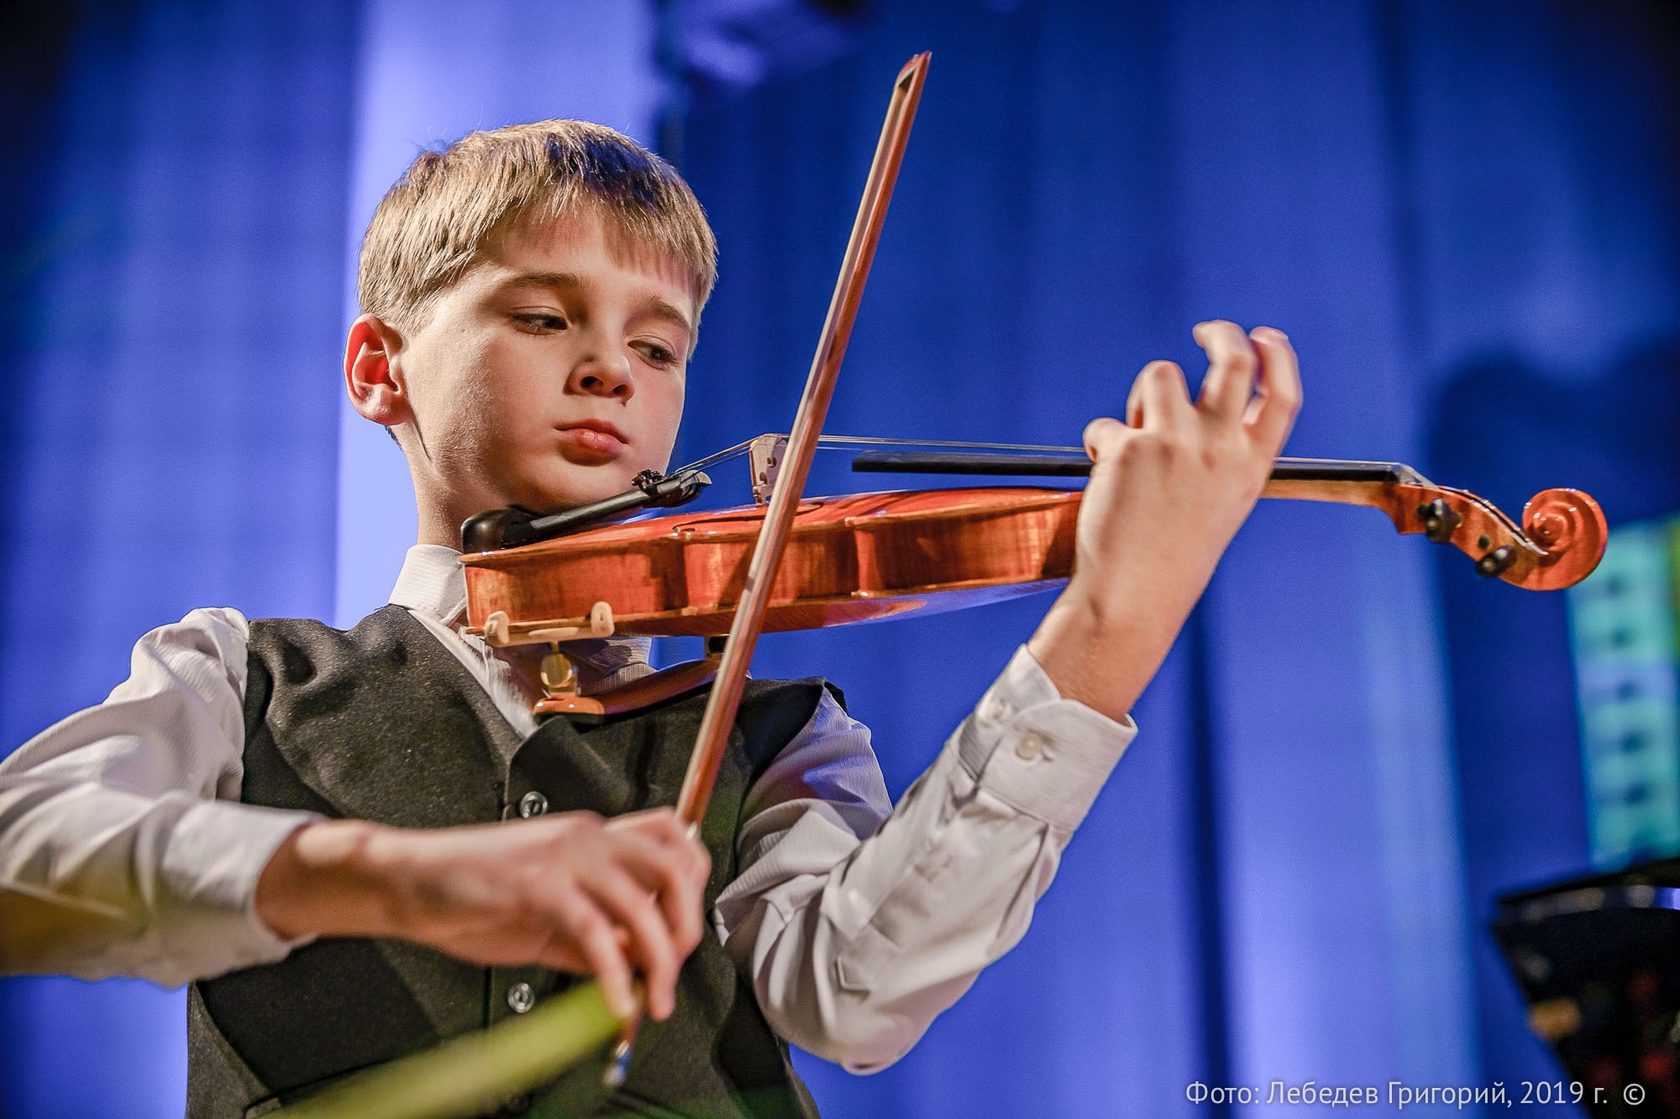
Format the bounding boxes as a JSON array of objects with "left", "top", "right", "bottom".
[
  {"left": 506, "top": 981, "right": 536, "bottom": 1014},
  {"left": 518, "top": 791, "right": 549, "bottom": 818}
]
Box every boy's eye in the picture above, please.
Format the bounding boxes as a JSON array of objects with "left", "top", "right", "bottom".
[
  {"left": 512, "top": 312, "right": 568, "bottom": 333},
  {"left": 634, "top": 341, "right": 680, "bottom": 368}
]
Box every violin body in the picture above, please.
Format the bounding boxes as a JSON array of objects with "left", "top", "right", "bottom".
[{"left": 462, "top": 487, "right": 1078, "bottom": 640}]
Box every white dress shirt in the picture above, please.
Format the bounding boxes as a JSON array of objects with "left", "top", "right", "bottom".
[{"left": 0, "top": 545, "right": 1135, "bottom": 1072}]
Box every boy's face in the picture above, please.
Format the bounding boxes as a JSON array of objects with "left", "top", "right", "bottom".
[{"left": 389, "top": 210, "right": 695, "bottom": 531}]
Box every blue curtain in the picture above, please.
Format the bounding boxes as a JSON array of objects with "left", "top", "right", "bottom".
[
  {"left": 4, "top": 1, "right": 1679, "bottom": 1116},
  {"left": 0, "top": 2, "right": 355, "bottom": 1114}
]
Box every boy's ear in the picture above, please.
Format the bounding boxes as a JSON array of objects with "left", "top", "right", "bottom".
[{"left": 343, "top": 314, "right": 412, "bottom": 429}]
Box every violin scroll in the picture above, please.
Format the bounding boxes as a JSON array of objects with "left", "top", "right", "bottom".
[
  {"left": 1253, "top": 460, "right": 1605, "bottom": 591},
  {"left": 1515, "top": 487, "right": 1608, "bottom": 591},
  {"left": 1397, "top": 483, "right": 1606, "bottom": 591}
]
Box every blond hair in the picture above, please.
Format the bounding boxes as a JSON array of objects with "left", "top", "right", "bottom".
[{"left": 357, "top": 120, "right": 717, "bottom": 331}]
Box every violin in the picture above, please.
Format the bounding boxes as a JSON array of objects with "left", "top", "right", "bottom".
[
  {"left": 452, "top": 432, "right": 1605, "bottom": 720},
  {"left": 458, "top": 436, "right": 1606, "bottom": 641}
]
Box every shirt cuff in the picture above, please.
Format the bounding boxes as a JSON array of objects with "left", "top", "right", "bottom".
[
  {"left": 159, "top": 799, "right": 323, "bottom": 969},
  {"left": 953, "top": 645, "right": 1137, "bottom": 832}
]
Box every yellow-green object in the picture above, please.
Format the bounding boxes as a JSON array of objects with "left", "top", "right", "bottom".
[{"left": 273, "top": 981, "right": 620, "bottom": 1119}]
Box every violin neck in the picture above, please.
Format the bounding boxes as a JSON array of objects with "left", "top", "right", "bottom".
[
  {"left": 848, "top": 450, "right": 1428, "bottom": 486},
  {"left": 1271, "top": 458, "right": 1428, "bottom": 485}
]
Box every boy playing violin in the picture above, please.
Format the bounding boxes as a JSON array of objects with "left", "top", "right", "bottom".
[{"left": 0, "top": 120, "right": 1299, "bottom": 1116}]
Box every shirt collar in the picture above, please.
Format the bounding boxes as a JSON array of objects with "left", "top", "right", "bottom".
[
  {"left": 388, "top": 544, "right": 471, "bottom": 623},
  {"left": 387, "top": 544, "right": 653, "bottom": 677}
]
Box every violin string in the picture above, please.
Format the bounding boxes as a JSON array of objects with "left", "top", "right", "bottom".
[
  {"left": 671, "top": 435, "right": 1421, "bottom": 481},
  {"left": 669, "top": 434, "right": 1089, "bottom": 476}
]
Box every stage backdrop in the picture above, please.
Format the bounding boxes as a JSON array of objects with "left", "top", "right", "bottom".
[{"left": 3, "top": 1, "right": 1677, "bottom": 1116}]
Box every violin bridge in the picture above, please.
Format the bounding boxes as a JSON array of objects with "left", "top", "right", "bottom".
[{"left": 749, "top": 434, "right": 788, "bottom": 505}]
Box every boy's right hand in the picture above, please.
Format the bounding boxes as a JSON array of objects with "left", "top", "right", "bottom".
[{"left": 254, "top": 807, "right": 709, "bottom": 1021}]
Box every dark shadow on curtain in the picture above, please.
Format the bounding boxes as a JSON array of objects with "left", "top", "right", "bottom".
[{"left": 1431, "top": 338, "right": 1680, "bottom": 1086}]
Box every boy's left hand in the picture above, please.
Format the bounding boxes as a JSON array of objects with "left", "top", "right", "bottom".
[{"left": 1028, "top": 320, "right": 1301, "bottom": 722}]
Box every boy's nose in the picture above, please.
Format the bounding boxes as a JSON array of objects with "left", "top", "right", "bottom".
[{"left": 568, "top": 352, "right": 635, "bottom": 399}]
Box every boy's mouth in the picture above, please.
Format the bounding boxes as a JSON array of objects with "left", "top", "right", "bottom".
[{"left": 554, "top": 419, "right": 629, "bottom": 462}]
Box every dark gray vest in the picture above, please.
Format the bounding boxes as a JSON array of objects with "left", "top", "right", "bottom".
[{"left": 188, "top": 606, "right": 830, "bottom": 1118}]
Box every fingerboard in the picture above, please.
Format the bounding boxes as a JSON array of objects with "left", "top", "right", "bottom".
[{"left": 850, "top": 451, "right": 1426, "bottom": 485}]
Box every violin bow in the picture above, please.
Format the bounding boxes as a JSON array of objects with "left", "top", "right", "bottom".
[
  {"left": 674, "top": 49, "right": 927, "bottom": 830},
  {"left": 616, "top": 42, "right": 928, "bottom": 1082},
  {"left": 272, "top": 51, "right": 931, "bottom": 1119}
]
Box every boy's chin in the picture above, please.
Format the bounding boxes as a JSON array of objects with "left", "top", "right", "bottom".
[{"left": 519, "top": 464, "right": 644, "bottom": 512}]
